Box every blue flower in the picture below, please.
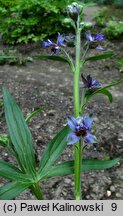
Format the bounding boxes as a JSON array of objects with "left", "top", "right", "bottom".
[
  {"left": 67, "top": 115, "right": 97, "bottom": 145},
  {"left": 86, "top": 32, "right": 105, "bottom": 50},
  {"left": 42, "top": 33, "right": 65, "bottom": 55},
  {"left": 86, "top": 32, "right": 104, "bottom": 42},
  {"left": 81, "top": 74, "right": 102, "bottom": 91}
]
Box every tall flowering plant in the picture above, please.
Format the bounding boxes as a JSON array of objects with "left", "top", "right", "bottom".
[{"left": 0, "top": 2, "right": 123, "bottom": 200}]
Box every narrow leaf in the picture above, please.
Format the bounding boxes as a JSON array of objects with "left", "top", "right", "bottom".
[
  {"left": 0, "top": 55, "right": 16, "bottom": 59},
  {"left": 3, "top": 88, "right": 36, "bottom": 176},
  {"left": 0, "top": 160, "right": 33, "bottom": 182},
  {"left": 0, "top": 181, "right": 31, "bottom": 200},
  {"left": 85, "top": 89, "right": 113, "bottom": 103},
  {"left": 38, "top": 125, "right": 70, "bottom": 180},
  {"left": 85, "top": 52, "right": 114, "bottom": 62},
  {"left": 32, "top": 54, "right": 69, "bottom": 63},
  {"left": 25, "top": 106, "right": 45, "bottom": 123},
  {"left": 45, "top": 158, "right": 120, "bottom": 178}
]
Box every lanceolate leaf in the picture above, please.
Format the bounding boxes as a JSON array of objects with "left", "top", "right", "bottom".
[
  {"left": 0, "top": 160, "right": 33, "bottom": 183},
  {"left": 85, "top": 52, "right": 114, "bottom": 62},
  {"left": 85, "top": 89, "right": 113, "bottom": 103},
  {"left": 0, "top": 181, "right": 31, "bottom": 200},
  {"left": 3, "top": 88, "right": 36, "bottom": 176},
  {"left": 37, "top": 125, "right": 70, "bottom": 180},
  {"left": 45, "top": 158, "right": 120, "bottom": 178},
  {"left": 32, "top": 54, "right": 69, "bottom": 63}
]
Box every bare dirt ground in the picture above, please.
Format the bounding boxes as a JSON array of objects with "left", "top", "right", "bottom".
[{"left": 0, "top": 35, "right": 123, "bottom": 200}]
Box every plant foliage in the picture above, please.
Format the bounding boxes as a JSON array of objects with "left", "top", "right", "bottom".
[{"left": 0, "top": 0, "right": 75, "bottom": 44}]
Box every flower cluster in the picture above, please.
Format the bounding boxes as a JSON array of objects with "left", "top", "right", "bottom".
[{"left": 67, "top": 115, "right": 97, "bottom": 145}]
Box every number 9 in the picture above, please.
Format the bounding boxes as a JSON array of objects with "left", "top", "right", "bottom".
[{"left": 111, "top": 203, "right": 117, "bottom": 211}]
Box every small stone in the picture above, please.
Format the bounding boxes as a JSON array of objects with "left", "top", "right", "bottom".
[
  {"left": 110, "top": 186, "right": 115, "bottom": 192},
  {"left": 116, "top": 193, "right": 122, "bottom": 198},
  {"left": 106, "top": 190, "right": 111, "bottom": 197},
  {"left": 64, "top": 178, "right": 71, "bottom": 184}
]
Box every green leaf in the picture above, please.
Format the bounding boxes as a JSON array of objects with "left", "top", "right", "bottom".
[
  {"left": 3, "top": 88, "right": 36, "bottom": 176},
  {"left": 45, "top": 158, "right": 120, "bottom": 178},
  {"left": 85, "top": 52, "right": 114, "bottom": 62},
  {"left": 25, "top": 106, "right": 45, "bottom": 123},
  {"left": 82, "top": 158, "right": 120, "bottom": 172},
  {"left": 32, "top": 54, "right": 69, "bottom": 63},
  {"left": 0, "top": 55, "right": 16, "bottom": 59},
  {"left": 0, "top": 181, "right": 31, "bottom": 200},
  {"left": 84, "top": 79, "right": 123, "bottom": 105},
  {"left": 85, "top": 89, "right": 113, "bottom": 103},
  {"left": 0, "top": 160, "right": 33, "bottom": 182},
  {"left": 0, "top": 134, "right": 9, "bottom": 147},
  {"left": 37, "top": 125, "right": 70, "bottom": 180}
]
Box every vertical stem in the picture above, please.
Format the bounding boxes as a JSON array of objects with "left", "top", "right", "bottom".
[
  {"left": 74, "top": 20, "right": 82, "bottom": 200},
  {"left": 31, "top": 182, "right": 43, "bottom": 200}
]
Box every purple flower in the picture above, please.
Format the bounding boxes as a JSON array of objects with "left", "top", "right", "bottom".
[
  {"left": 86, "top": 32, "right": 104, "bottom": 42},
  {"left": 42, "top": 33, "right": 65, "bottom": 55},
  {"left": 81, "top": 74, "right": 102, "bottom": 91},
  {"left": 86, "top": 32, "right": 105, "bottom": 50},
  {"left": 67, "top": 115, "right": 97, "bottom": 145}
]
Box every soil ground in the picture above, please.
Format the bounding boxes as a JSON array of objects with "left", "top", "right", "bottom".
[{"left": 0, "top": 7, "right": 123, "bottom": 200}]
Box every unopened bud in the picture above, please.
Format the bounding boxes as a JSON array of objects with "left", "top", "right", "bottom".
[{"left": 67, "top": 2, "right": 84, "bottom": 21}]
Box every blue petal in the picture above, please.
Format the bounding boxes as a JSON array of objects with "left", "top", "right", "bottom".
[
  {"left": 67, "top": 116, "right": 76, "bottom": 130},
  {"left": 42, "top": 39, "right": 53, "bottom": 47},
  {"left": 96, "top": 45, "right": 105, "bottom": 51},
  {"left": 83, "top": 114, "right": 94, "bottom": 130},
  {"left": 86, "top": 33, "right": 94, "bottom": 42},
  {"left": 57, "top": 33, "right": 65, "bottom": 46},
  {"left": 95, "top": 34, "right": 105, "bottom": 41},
  {"left": 84, "top": 133, "right": 97, "bottom": 144},
  {"left": 67, "top": 132, "right": 80, "bottom": 145},
  {"left": 92, "top": 80, "right": 101, "bottom": 87}
]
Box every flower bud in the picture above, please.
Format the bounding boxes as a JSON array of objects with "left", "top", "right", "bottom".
[
  {"left": 67, "top": 4, "right": 79, "bottom": 21},
  {"left": 67, "top": 2, "right": 84, "bottom": 21}
]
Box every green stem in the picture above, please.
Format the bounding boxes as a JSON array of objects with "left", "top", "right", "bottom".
[
  {"left": 74, "top": 18, "right": 82, "bottom": 200},
  {"left": 31, "top": 182, "right": 43, "bottom": 200}
]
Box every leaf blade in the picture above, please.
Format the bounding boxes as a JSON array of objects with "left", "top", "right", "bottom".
[
  {"left": 0, "top": 181, "right": 31, "bottom": 200},
  {"left": 85, "top": 52, "right": 114, "bottom": 62},
  {"left": 32, "top": 54, "right": 69, "bottom": 63},
  {"left": 0, "top": 160, "right": 33, "bottom": 182},
  {"left": 45, "top": 158, "right": 120, "bottom": 178},
  {"left": 37, "top": 125, "right": 70, "bottom": 180},
  {"left": 3, "top": 88, "right": 36, "bottom": 176}
]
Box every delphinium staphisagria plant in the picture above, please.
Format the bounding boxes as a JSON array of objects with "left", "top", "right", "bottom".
[{"left": 0, "top": 2, "right": 123, "bottom": 200}]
